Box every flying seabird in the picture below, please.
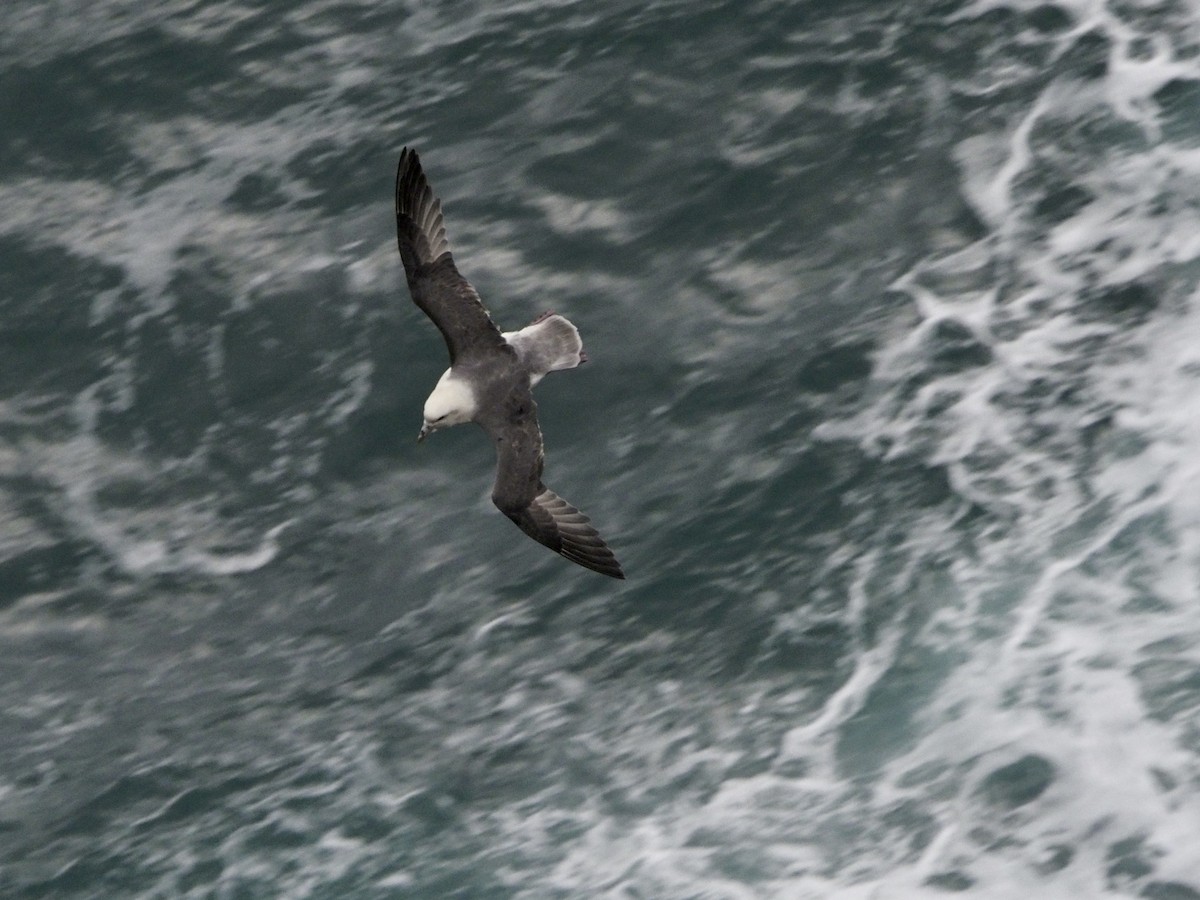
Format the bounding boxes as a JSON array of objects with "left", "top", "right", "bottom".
[{"left": 394, "top": 147, "right": 625, "bottom": 579}]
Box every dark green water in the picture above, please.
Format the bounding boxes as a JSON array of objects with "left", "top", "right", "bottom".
[{"left": 4, "top": 1, "right": 1200, "bottom": 897}]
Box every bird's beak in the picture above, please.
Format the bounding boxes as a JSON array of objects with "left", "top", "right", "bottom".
[{"left": 417, "top": 424, "right": 432, "bottom": 443}]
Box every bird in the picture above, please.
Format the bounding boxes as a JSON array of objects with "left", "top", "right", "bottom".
[{"left": 394, "top": 147, "right": 625, "bottom": 579}]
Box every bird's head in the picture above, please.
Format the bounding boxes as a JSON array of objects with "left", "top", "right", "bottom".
[{"left": 419, "top": 371, "right": 476, "bottom": 441}]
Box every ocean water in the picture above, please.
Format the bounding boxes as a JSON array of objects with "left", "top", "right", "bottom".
[{"left": 3, "top": 0, "right": 1200, "bottom": 896}]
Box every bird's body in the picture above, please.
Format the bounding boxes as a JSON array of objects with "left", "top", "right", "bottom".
[{"left": 394, "top": 148, "right": 624, "bottom": 579}]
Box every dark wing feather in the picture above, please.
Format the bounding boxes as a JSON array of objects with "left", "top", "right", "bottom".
[
  {"left": 512, "top": 487, "right": 626, "bottom": 579},
  {"left": 394, "top": 147, "right": 506, "bottom": 361},
  {"left": 488, "top": 406, "right": 625, "bottom": 580}
]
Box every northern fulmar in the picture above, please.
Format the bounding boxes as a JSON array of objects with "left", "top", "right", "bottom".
[{"left": 394, "top": 148, "right": 624, "bottom": 579}]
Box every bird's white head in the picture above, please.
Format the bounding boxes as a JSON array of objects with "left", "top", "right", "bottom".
[{"left": 419, "top": 370, "right": 477, "bottom": 441}]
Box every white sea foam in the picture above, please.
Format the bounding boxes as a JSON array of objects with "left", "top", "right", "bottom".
[
  {"left": 8, "top": 0, "right": 1200, "bottom": 896},
  {"left": 4, "top": 383, "right": 295, "bottom": 579},
  {"left": 798, "top": 16, "right": 1200, "bottom": 898},
  {"left": 516, "top": 5, "right": 1200, "bottom": 898}
]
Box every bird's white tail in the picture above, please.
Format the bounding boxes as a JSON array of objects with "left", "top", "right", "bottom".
[{"left": 502, "top": 313, "right": 585, "bottom": 386}]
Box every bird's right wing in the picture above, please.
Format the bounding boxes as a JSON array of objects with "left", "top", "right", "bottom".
[{"left": 395, "top": 147, "right": 507, "bottom": 361}]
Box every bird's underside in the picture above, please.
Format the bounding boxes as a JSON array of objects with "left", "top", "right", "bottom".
[{"left": 394, "top": 147, "right": 625, "bottom": 579}]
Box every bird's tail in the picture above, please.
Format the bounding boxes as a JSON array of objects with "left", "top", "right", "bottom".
[{"left": 502, "top": 313, "right": 586, "bottom": 384}]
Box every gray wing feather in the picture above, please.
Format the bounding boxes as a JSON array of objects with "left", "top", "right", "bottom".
[
  {"left": 395, "top": 148, "right": 506, "bottom": 361},
  {"left": 489, "top": 407, "right": 625, "bottom": 579}
]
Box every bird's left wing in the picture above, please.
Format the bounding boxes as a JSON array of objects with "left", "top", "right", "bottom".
[{"left": 488, "top": 408, "right": 625, "bottom": 579}]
